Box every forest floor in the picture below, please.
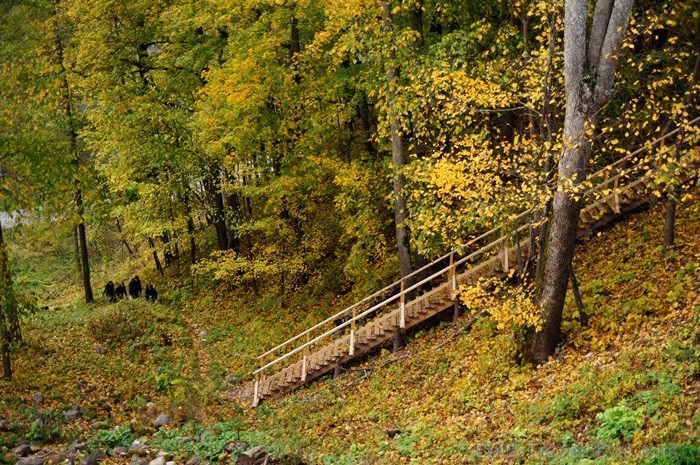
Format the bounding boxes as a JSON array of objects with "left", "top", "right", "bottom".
[{"left": 1, "top": 196, "right": 699, "bottom": 464}]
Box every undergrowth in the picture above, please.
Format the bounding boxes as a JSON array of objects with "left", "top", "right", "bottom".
[{"left": 1, "top": 198, "right": 699, "bottom": 464}]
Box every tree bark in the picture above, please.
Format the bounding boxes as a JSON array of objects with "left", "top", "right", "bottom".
[
  {"left": 75, "top": 186, "right": 94, "bottom": 303},
  {"left": 115, "top": 219, "right": 135, "bottom": 257},
  {"left": 662, "top": 24, "right": 700, "bottom": 249},
  {"left": 205, "top": 167, "right": 229, "bottom": 251},
  {"left": 663, "top": 187, "right": 678, "bottom": 249},
  {"left": 0, "top": 220, "right": 14, "bottom": 380},
  {"left": 1, "top": 341, "right": 10, "bottom": 381},
  {"left": 73, "top": 225, "right": 82, "bottom": 273},
  {"left": 149, "top": 237, "right": 165, "bottom": 275},
  {"left": 382, "top": 0, "right": 412, "bottom": 352},
  {"left": 51, "top": 1, "right": 94, "bottom": 303},
  {"left": 570, "top": 265, "right": 587, "bottom": 326},
  {"left": 532, "top": 0, "right": 633, "bottom": 363}
]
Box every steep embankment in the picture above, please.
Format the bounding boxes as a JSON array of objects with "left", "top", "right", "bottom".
[
  {"left": 242, "top": 197, "right": 700, "bottom": 464},
  {"left": 1, "top": 196, "right": 699, "bottom": 465}
]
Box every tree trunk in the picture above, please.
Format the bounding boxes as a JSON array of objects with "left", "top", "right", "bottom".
[
  {"left": 205, "top": 169, "right": 229, "bottom": 251},
  {"left": 75, "top": 186, "right": 94, "bottom": 303},
  {"left": 382, "top": 0, "right": 412, "bottom": 353},
  {"left": 532, "top": 0, "right": 634, "bottom": 363},
  {"left": 51, "top": 4, "right": 94, "bottom": 303},
  {"left": 570, "top": 265, "right": 587, "bottom": 326},
  {"left": 1, "top": 341, "right": 10, "bottom": 381},
  {"left": 662, "top": 26, "right": 700, "bottom": 249},
  {"left": 148, "top": 237, "right": 165, "bottom": 275},
  {"left": 115, "top": 219, "right": 135, "bottom": 257},
  {"left": 73, "top": 226, "right": 82, "bottom": 273},
  {"left": 0, "top": 220, "right": 14, "bottom": 380},
  {"left": 663, "top": 189, "right": 678, "bottom": 249}
]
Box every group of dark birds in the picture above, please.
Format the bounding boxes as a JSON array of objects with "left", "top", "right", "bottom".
[{"left": 102, "top": 276, "right": 158, "bottom": 303}]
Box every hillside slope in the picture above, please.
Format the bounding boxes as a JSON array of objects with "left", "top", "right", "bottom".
[{"left": 0, "top": 196, "right": 699, "bottom": 465}]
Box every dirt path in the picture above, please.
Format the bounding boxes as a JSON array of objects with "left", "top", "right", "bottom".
[{"left": 181, "top": 316, "right": 212, "bottom": 382}]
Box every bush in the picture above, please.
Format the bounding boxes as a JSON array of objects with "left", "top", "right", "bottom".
[
  {"left": 595, "top": 402, "right": 644, "bottom": 441},
  {"left": 91, "top": 304, "right": 152, "bottom": 348},
  {"left": 641, "top": 444, "right": 700, "bottom": 465}
]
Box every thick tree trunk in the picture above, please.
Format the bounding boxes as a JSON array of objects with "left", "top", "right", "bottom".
[
  {"left": 532, "top": 0, "right": 633, "bottom": 363},
  {"left": 382, "top": 0, "right": 412, "bottom": 352}
]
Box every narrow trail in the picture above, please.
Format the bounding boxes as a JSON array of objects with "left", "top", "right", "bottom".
[{"left": 181, "top": 315, "right": 212, "bottom": 383}]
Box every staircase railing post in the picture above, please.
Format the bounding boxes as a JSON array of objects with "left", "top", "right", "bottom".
[
  {"left": 301, "top": 334, "right": 309, "bottom": 382},
  {"left": 502, "top": 227, "right": 509, "bottom": 273},
  {"left": 399, "top": 278, "right": 406, "bottom": 329},
  {"left": 253, "top": 374, "right": 260, "bottom": 407},
  {"left": 449, "top": 251, "right": 456, "bottom": 299},
  {"left": 349, "top": 308, "right": 356, "bottom": 356}
]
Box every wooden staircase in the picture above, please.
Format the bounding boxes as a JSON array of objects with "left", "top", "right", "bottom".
[{"left": 250, "top": 118, "right": 700, "bottom": 407}]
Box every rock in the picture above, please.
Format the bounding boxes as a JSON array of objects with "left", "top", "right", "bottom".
[
  {"left": 175, "top": 436, "right": 195, "bottom": 444},
  {"left": 198, "top": 331, "right": 207, "bottom": 339},
  {"left": 583, "top": 352, "right": 594, "bottom": 360},
  {"left": 31, "top": 392, "right": 44, "bottom": 404},
  {"left": 129, "top": 439, "right": 150, "bottom": 456},
  {"left": 156, "top": 451, "right": 173, "bottom": 460},
  {"left": 112, "top": 446, "right": 129, "bottom": 458},
  {"left": 148, "top": 457, "right": 166, "bottom": 465},
  {"left": 16, "top": 456, "right": 44, "bottom": 465},
  {"left": 95, "top": 345, "right": 106, "bottom": 355},
  {"left": 0, "top": 419, "right": 10, "bottom": 431},
  {"left": 146, "top": 402, "right": 155, "bottom": 410},
  {"left": 69, "top": 441, "right": 88, "bottom": 452},
  {"left": 153, "top": 413, "right": 172, "bottom": 428},
  {"left": 64, "top": 406, "right": 82, "bottom": 421},
  {"left": 79, "top": 451, "right": 107, "bottom": 465},
  {"left": 223, "top": 376, "right": 242, "bottom": 389},
  {"left": 165, "top": 462, "right": 177, "bottom": 465},
  {"left": 130, "top": 458, "right": 147, "bottom": 465},
  {"left": 223, "top": 441, "right": 248, "bottom": 453},
  {"left": 190, "top": 323, "right": 199, "bottom": 329},
  {"left": 65, "top": 450, "right": 80, "bottom": 464},
  {"left": 184, "top": 458, "right": 203, "bottom": 465},
  {"left": 12, "top": 444, "right": 33, "bottom": 457}
]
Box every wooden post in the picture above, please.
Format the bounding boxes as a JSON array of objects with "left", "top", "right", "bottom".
[
  {"left": 502, "top": 229, "right": 509, "bottom": 272},
  {"left": 301, "top": 334, "right": 309, "bottom": 382},
  {"left": 449, "top": 251, "right": 456, "bottom": 299},
  {"left": 253, "top": 373, "right": 260, "bottom": 407},
  {"left": 349, "top": 308, "right": 356, "bottom": 356},
  {"left": 399, "top": 278, "right": 406, "bottom": 329}
]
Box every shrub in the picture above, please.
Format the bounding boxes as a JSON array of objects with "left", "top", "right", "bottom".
[
  {"left": 91, "top": 304, "right": 152, "bottom": 348},
  {"left": 595, "top": 402, "right": 644, "bottom": 441},
  {"left": 641, "top": 444, "right": 700, "bottom": 465}
]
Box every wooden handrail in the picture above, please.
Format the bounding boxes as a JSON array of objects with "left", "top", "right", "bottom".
[
  {"left": 258, "top": 208, "right": 534, "bottom": 361},
  {"left": 253, "top": 116, "right": 700, "bottom": 384},
  {"left": 253, "top": 221, "right": 534, "bottom": 376}
]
